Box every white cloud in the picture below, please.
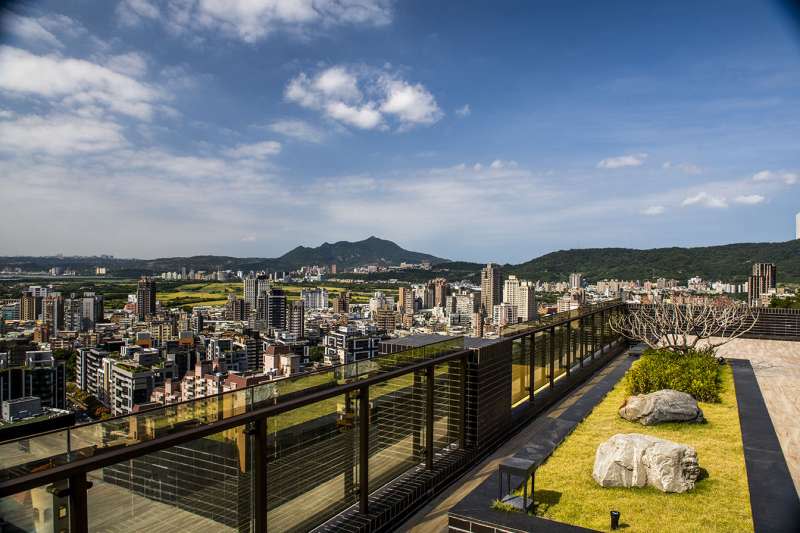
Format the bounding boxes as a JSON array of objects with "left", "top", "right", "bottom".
[
  {"left": 489, "top": 159, "right": 518, "bottom": 170},
  {"left": 116, "top": 0, "right": 160, "bottom": 27},
  {"left": 734, "top": 194, "right": 765, "bottom": 205},
  {"left": 455, "top": 104, "right": 471, "bottom": 117},
  {"left": 379, "top": 79, "right": 443, "bottom": 126},
  {"left": 5, "top": 13, "right": 64, "bottom": 48},
  {"left": 662, "top": 161, "right": 701, "bottom": 175},
  {"left": 752, "top": 169, "right": 798, "bottom": 185},
  {"left": 681, "top": 192, "right": 728, "bottom": 209},
  {"left": 0, "top": 113, "right": 126, "bottom": 155},
  {"left": 641, "top": 205, "right": 665, "bottom": 216},
  {"left": 0, "top": 46, "right": 164, "bottom": 120},
  {"left": 267, "top": 119, "right": 325, "bottom": 143},
  {"left": 119, "top": 0, "right": 392, "bottom": 43},
  {"left": 752, "top": 170, "right": 773, "bottom": 181},
  {"left": 224, "top": 141, "right": 282, "bottom": 160},
  {"left": 597, "top": 153, "right": 647, "bottom": 169},
  {"left": 105, "top": 52, "right": 148, "bottom": 77},
  {"left": 241, "top": 235, "right": 257, "bottom": 242},
  {"left": 285, "top": 65, "right": 442, "bottom": 131}
]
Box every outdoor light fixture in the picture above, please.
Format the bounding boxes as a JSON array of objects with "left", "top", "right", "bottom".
[{"left": 610, "top": 510, "right": 621, "bottom": 530}]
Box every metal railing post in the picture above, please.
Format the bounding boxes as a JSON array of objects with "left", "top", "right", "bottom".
[
  {"left": 549, "top": 326, "right": 555, "bottom": 389},
  {"left": 578, "top": 317, "right": 584, "bottom": 368},
  {"left": 426, "top": 365, "right": 434, "bottom": 470},
  {"left": 359, "top": 384, "right": 369, "bottom": 515},
  {"left": 529, "top": 333, "right": 535, "bottom": 406},
  {"left": 69, "top": 473, "right": 89, "bottom": 533},
  {"left": 253, "top": 418, "right": 267, "bottom": 533},
  {"left": 565, "top": 323, "right": 571, "bottom": 377}
]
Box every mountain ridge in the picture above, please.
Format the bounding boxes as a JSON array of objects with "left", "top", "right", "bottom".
[{"left": 1, "top": 238, "right": 799, "bottom": 282}]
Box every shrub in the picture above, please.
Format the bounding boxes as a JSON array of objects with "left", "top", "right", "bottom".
[{"left": 625, "top": 348, "right": 722, "bottom": 402}]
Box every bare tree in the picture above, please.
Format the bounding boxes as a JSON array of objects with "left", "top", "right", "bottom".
[{"left": 610, "top": 301, "right": 759, "bottom": 353}]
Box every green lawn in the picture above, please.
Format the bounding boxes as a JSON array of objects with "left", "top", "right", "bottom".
[{"left": 515, "top": 364, "right": 752, "bottom": 532}]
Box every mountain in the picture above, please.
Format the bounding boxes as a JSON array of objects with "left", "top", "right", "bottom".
[
  {"left": 0, "top": 237, "right": 448, "bottom": 275},
  {"left": 276, "top": 236, "right": 447, "bottom": 269},
  {"left": 508, "top": 240, "right": 800, "bottom": 282}
]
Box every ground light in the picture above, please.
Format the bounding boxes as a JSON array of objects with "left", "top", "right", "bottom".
[{"left": 610, "top": 510, "right": 621, "bottom": 530}]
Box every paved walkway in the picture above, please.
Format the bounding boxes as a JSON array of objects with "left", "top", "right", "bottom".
[
  {"left": 399, "top": 353, "right": 633, "bottom": 533},
  {"left": 705, "top": 338, "right": 800, "bottom": 495}
]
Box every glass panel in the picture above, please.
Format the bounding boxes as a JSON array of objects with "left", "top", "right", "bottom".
[
  {"left": 266, "top": 393, "right": 355, "bottom": 533},
  {"left": 553, "top": 326, "right": 567, "bottom": 381},
  {"left": 0, "top": 483, "right": 71, "bottom": 532},
  {"left": 432, "top": 361, "right": 462, "bottom": 454},
  {"left": 368, "top": 372, "right": 423, "bottom": 492},
  {"left": 510, "top": 337, "right": 529, "bottom": 405},
  {"left": 532, "top": 331, "right": 548, "bottom": 393},
  {"left": 0, "top": 430, "right": 70, "bottom": 480},
  {"left": 87, "top": 424, "right": 251, "bottom": 532}
]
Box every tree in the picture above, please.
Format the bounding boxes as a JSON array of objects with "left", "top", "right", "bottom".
[{"left": 610, "top": 301, "right": 758, "bottom": 353}]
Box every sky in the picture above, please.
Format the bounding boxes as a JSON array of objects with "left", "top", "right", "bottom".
[{"left": 0, "top": 0, "right": 798, "bottom": 263}]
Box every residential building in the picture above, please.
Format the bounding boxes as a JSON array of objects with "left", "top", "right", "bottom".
[
  {"left": 398, "top": 286, "right": 414, "bottom": 315},
  {"left": 288, "top": 300, "right": 305, "bottom": 338},
  {"left": 569, "top": 273, "right": 583, "bottom": 290},
  {"left": 301, "top": 287, "right": 329, "bottom": 310},
  {"left": 136, "top": 277, "right": 157, "bottom": 321},
  {"left": 432, "top": 278, "right": 449, "bottom": 308},
  {"left": 480, "top": 263, "right": 502, "bottom": 315},
  {"left": 244, "top": 275, "right": 270, "bottom": 309},
  {"left": 749, "top": 263, "right": 777, "bottom": 306},
  {"left": 492, "top": 302, "right": 518, "bottom": 327},
  {"left": 323, "top": 325, "right": 382, "bottom": 365},
  {"left": 0, "top": 351, "right": 66, "bottom": 410}
]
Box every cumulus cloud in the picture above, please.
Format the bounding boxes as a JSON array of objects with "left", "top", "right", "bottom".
[
  {"left": 641, "top": 205, "right": 665, "bottom": 216},
  {"left": 267, "top": 119, "right": 325, "bottom": 143},
  {"left": 597, "top": 153, "right": 647, "bottom": 169},
  {"left": 681, "top": 192, "right": 728, "bottom": 208},
  {"left": 285, "top": 65, "right": 442, "bottom": 131},
  {"left": 105, "top": 51, "right": 148, "bottom": 77},
  {"left": 117, "top": 0, "right": 392, "bottom": 43},
  {"left": 734, "top": 194, "right": 765, "bottom": 205},
  {"left": 0, "top": 46, "right": 165, "bottom": 120},
  {"left": 455, "top": 104, "right": 471, "bottom": 117}
]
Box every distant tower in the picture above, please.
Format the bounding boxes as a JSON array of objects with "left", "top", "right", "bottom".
[
  {"left": 796, "top": 212, "right": 800, "bottom": 239},
  {"left": 136, "top": 277, "right": 157, "bottom": 321}
]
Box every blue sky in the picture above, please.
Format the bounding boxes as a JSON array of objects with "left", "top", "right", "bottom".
[{"left": 0, "top": 0, "right": 798, "bottom": 263}]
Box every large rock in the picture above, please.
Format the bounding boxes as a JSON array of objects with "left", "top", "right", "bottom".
[
  {"left": 619, "top": 389, "right": 705, "bottom": 425},
  {"left": 592, "top": 433, "right": 700, "bottom": 493}
]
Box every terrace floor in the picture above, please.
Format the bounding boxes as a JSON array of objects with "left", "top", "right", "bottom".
[{"left": 707, "top": 337, "right": 800, "bottom": 495}]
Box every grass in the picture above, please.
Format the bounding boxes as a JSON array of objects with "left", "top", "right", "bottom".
[{"left": 514, "top": 365, "right": 752, "bottom": 533}]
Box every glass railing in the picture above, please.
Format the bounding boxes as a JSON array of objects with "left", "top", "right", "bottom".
[{"left": 0, "top": 336, "right": 464, "bottom": 483}]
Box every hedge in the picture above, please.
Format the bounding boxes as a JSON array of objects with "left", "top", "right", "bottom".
[{"left": 625, "top": 348, "right": 722, "bottom": 402}]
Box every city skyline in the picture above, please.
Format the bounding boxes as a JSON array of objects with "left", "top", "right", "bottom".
[{"left": 1, "top": 1, "right": 799, "bottom": 262}]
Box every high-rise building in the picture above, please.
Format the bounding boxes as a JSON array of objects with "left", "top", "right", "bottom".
[
  {"left": 80, "top": 292, "right": 104, "bottom": 330},
  {"left": 374, "top": 306, "right": 397, "bottom": 332},
  {"left": 432, "top": 278, "right": 449, "bottom": 308},
  {"left": 480, "top": 263, "right": 502, "bottom": 315},
  {"left": 502, "top": 275, "right": 521, "bottom": 308},
  {"left": 398, "top": 286, "right": 414, "bottom": 315},
  {"left": 42, "top": 294, "right": 64, "bottom": 333},
  {"left": 333, "top": 291, "right": 350, "bottom": 314},
  {"left": 288, "top": 300, "right": 305, "bottom": 338},
  {"left": 492, "top": 302, "right": 518, "bottom": 327},
  {"left": 301, "top": 288, "right": 329, "bottom": 310},
  {"left": 243, "top": 275, "right": 270, "bottom": 310},
  {"left": 63, "top": 296, "right": 83, "bottom": 331},
  {"left": 19, "top": 292, "right": 38, "bottom": 321},
  {"left": 267, "top": 289, "right": 287, "bottom": 331},
  {"left": 569, "top": 273, "right": 583, "bottom": 290},
  {"left": 748, "top": 263, "right": 777, "bottom": 306},
  {"left": 518, "top": 281, "right": 538, "bottom": 322},
  {"left": 136, "top": 277, "right": 157, "bottom": 321}
]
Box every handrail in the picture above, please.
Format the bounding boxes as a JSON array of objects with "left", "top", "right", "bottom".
[
  {"left": 501, "top": 299, "right": 623, "bottom": 338},
  {"left": 0, "top": 348, "right": 471, "bottom": 498}
]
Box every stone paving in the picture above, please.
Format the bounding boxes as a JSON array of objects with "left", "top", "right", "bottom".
[{"left": 710, "top": 338, "right": 800, "bottom": 495}]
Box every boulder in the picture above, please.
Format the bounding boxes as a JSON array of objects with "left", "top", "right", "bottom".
[
  {"left": 619, "top": 389, "right": 705, "bottom": 425},
  {"left": 592, "top": 433, "right": 700, "bottom": 493}
]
